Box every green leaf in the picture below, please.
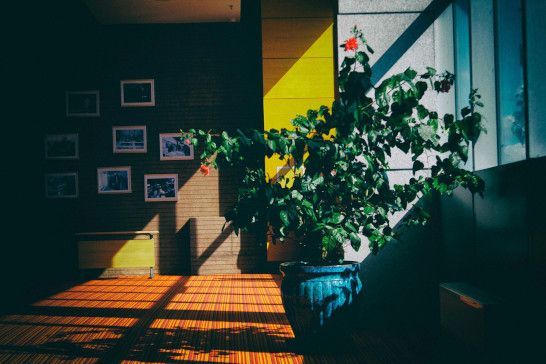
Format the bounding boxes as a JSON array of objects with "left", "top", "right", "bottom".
[
  {"left": 355, "top": 51, "right": 369, "bottom": 64},
  {"left": 279, "top": 210, "right": 290, "bottom": 227},
  {"left": 363, "top": 206, "right": 374, "bottom": 214},
  {"left": 444, "top": 113, "right": 455, "bottom": 127},
  {"left": 417, "top": 124, "right": 435, "bottom": 141},
  {"left": 290, "top": 190, "right": 304, "bottom": 201},
  {"left": 349, "top": 232, "right": 361, "bottom": 251},
  {"left": 416, "top": 81, "right": 428, "bottom": 96},
  {"left": 426, "top": 67, "right": 437, "bottom": 76},
  {"left": 404, "top": 68, "right": 417, "bottom": 79},
  {"left": 325, "top": 213, "right": 344, "bottom": 225},
  {"left": 413, "top": 160, "right": 425, "bottom": 174},
  {"left": 322, "top": 235, "right": 336, "bottom": 251},
  {"left": 416, "top": 105, "right": 429, "bottom": 120}
]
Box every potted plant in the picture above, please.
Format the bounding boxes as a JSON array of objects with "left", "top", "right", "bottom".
[{"left": 182, "top": 27, "right": 485, "bottom": 342}]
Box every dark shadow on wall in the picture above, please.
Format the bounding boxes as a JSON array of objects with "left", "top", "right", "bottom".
[
  {"left": 175, "top": 221, "right": 192, "bottom": 276},
  {"left": 439, "top": 187, "right": 476, "bottom": 283},
  {"left": 441, "top": 157, "right": 546, "bottom": 360},
  {"left": 3, "top": 0, "right": 101, "bottom": 313},
  {"left": 357, "top": 195, "right": 443, "bottom": 333}
]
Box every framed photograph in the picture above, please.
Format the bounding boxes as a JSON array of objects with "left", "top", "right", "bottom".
[
  {"left": 45, "top": 134, "right": 79, "bottom": 159},
  {"left": 66, "top": 91, "right": 100, "bottom": 117},
  {"left": 144, "top": 174, "right": 178, "bottom": 202},
  {"left": 112, "top": 126, "right": 147, "bottom": 153},
  {"left": 159, "top": 133, "right": 194, "bottom": 161},
  {"left": 45, "top": 173, "right": 79, "bottom": 199},
  {"left": 97, "top": 166, "right": 132, "bottom": 194},
  {"left": 121, "top": 79, "right": 155, "bottom": 107}
]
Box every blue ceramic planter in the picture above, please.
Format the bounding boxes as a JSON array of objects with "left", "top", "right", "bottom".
[{"left": 279, "top": 261, "right": 363, "bottom": 341}]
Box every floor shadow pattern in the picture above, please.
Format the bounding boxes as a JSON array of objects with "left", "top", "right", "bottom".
[{"left": 0, "top": 274, "right": 439, "bottom": 363}]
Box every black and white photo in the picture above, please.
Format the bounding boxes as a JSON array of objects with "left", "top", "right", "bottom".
[
  {"left": 113, "top": 126, "right": 147, "bottom": 153},
  {"left": 121, "top": 79, "right": 155, "bottom": 107},
  {"left": 97, "top": 167, "right": 132, "bottom": 194},
  {"left": 45, "top": 134, "right": 79, "bottom": 159},
  {"left": 159, "top": 133, "right": 194, "bottom": 161},
  {"left": 45, "top": 173, "right": 78, "bottom": 198},
  {"left": 66, "top": 91, "right": 100, "bottom": 117},
  {"left": 144, "top": 174, "right": 178, "bottom": 202}
]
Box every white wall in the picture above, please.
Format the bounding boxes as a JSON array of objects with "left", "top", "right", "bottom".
[{"left": 338, "top": 0, "right": 451, "bottom": 263}]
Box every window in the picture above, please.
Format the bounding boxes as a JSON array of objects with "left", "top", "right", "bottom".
[
  {"left": 495, "top": 0, "right": 527, "bottom": 164},
  {"left": 454, "top": 0, "right": 528, "bottom": 168},
  {"left": 453, "top": 0, "right": 471, "bottom": 119}
]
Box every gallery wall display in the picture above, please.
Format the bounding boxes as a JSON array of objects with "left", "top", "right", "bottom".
[
  {"left": 50, "top": 78, "right": 193, "bottom": 201},
  {"left": 159, "top": 133, "right": 194, "bottom": 161},
  {"left": 97, "top": 166, "right": 132, "bottom": 194},
  {"left": 45, "top": 134, "right": 79, "bottom": 160},
  {"left": 121, "top": 79, "right": 155, "bottom": 107},
  {"left": 66, "top": 91, "right": 100, "bottom": 117},
  {"left": 144, "top": 174, "right": 178, "bottom": 202},
  {"left": 112, "top": 125, "right": 147, "bottom": 153},
  {"left": 45, "top": 172, "right": 79, "bottom": 199}
]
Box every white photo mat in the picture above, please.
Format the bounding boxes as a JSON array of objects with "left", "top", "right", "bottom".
[
  {"left": 97, "top": 166, "right": 132, "bottom": 194},
  {"left": 144, "top": 173, "right": 178, "bottom": 202}
]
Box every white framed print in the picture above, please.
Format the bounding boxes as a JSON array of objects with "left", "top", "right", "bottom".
[
  {"left": 144, "top": 174, "right": 178, "bottom": 202},
  {"left": 97, "top": 166, "right": 132, "bottom": 194},
  {"left": 112, "top": 125, "right": 147, "bottom": 153},
  {"left": 66, "top": 91, "right": 100, "bottom": 117},
  {"left": 159, "top": 133, "right": 194, "bottom": 161},
  {"left": 45, "top": 134, "right": 79, "bottom": 160},
  {"left": 45, "top": 172, "right": 79, "bottom": 199},
  {"left": 120, "top": 79, "right": 155, "bottom": 107}
]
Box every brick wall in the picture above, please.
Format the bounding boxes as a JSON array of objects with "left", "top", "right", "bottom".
[{"left": 32, "top": 1, "right": 263, "bottom": 279}]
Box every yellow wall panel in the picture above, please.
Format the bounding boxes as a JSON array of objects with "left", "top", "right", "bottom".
[
  {"left": 263, "top": 58, "right": 334, "bottom": 99},
  {"left": 261, "top": 0, "right": 335, "bottom": 262},
  {"left": 263, "top": 97, "right": 333, "bottom": 130},
  {"left": 262, "top": 19, "right": 333, "bottom": 59},
  {"left": 263, "top": 98, "right": 333, "bottom": 179}
]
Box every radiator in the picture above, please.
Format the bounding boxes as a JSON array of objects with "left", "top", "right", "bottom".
[
  {"left": 76, "top": 231, "right": 157, "bottom": 278},
  {"left": 439, "top": 282, "right": 500, "bottom": 350}
]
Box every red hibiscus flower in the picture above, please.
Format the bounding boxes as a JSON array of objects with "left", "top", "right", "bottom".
[
  {"left": 184, "top": 138, "right": 191, "bottom": 145},
  {"left": 344, "top": 37, "right": 358, "bottom": 51},
  {"left": 199, "top": 165, "right": 210, "bottom": 176}
]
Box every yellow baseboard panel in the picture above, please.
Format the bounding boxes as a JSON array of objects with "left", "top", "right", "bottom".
[{"left": 78, "top": 239, "right": 155, "bottom": 269}]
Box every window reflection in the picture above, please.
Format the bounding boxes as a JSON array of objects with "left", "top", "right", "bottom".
[{"left": 496, "top": 0, "right": 526, "bottom": 164}]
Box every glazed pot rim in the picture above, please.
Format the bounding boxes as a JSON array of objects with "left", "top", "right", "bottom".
[{"left": 279, "top": 261, "right": 360, "bottom": 274}]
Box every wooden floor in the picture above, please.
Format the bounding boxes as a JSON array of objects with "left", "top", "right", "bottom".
[{"left": 0, "top": 275, "right": 435, "bottom": 363}]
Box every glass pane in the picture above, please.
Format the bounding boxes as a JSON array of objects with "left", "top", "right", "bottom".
[
  {"left": 453, "top": 0, "right": 472, "bottom": 169},
  {"left": 496, "top": 0, "right": 526, "bottom": 164},
  {"left": 454, "top": 0, "right": 471, "bottom": 117},
  {"left": 470, "top": 0, "right": 498, "bottom": 170}
]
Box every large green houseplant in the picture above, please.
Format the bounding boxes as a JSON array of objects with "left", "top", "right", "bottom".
[{"left": 183, "top": 27, "right": 485, "bottom": 340}]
